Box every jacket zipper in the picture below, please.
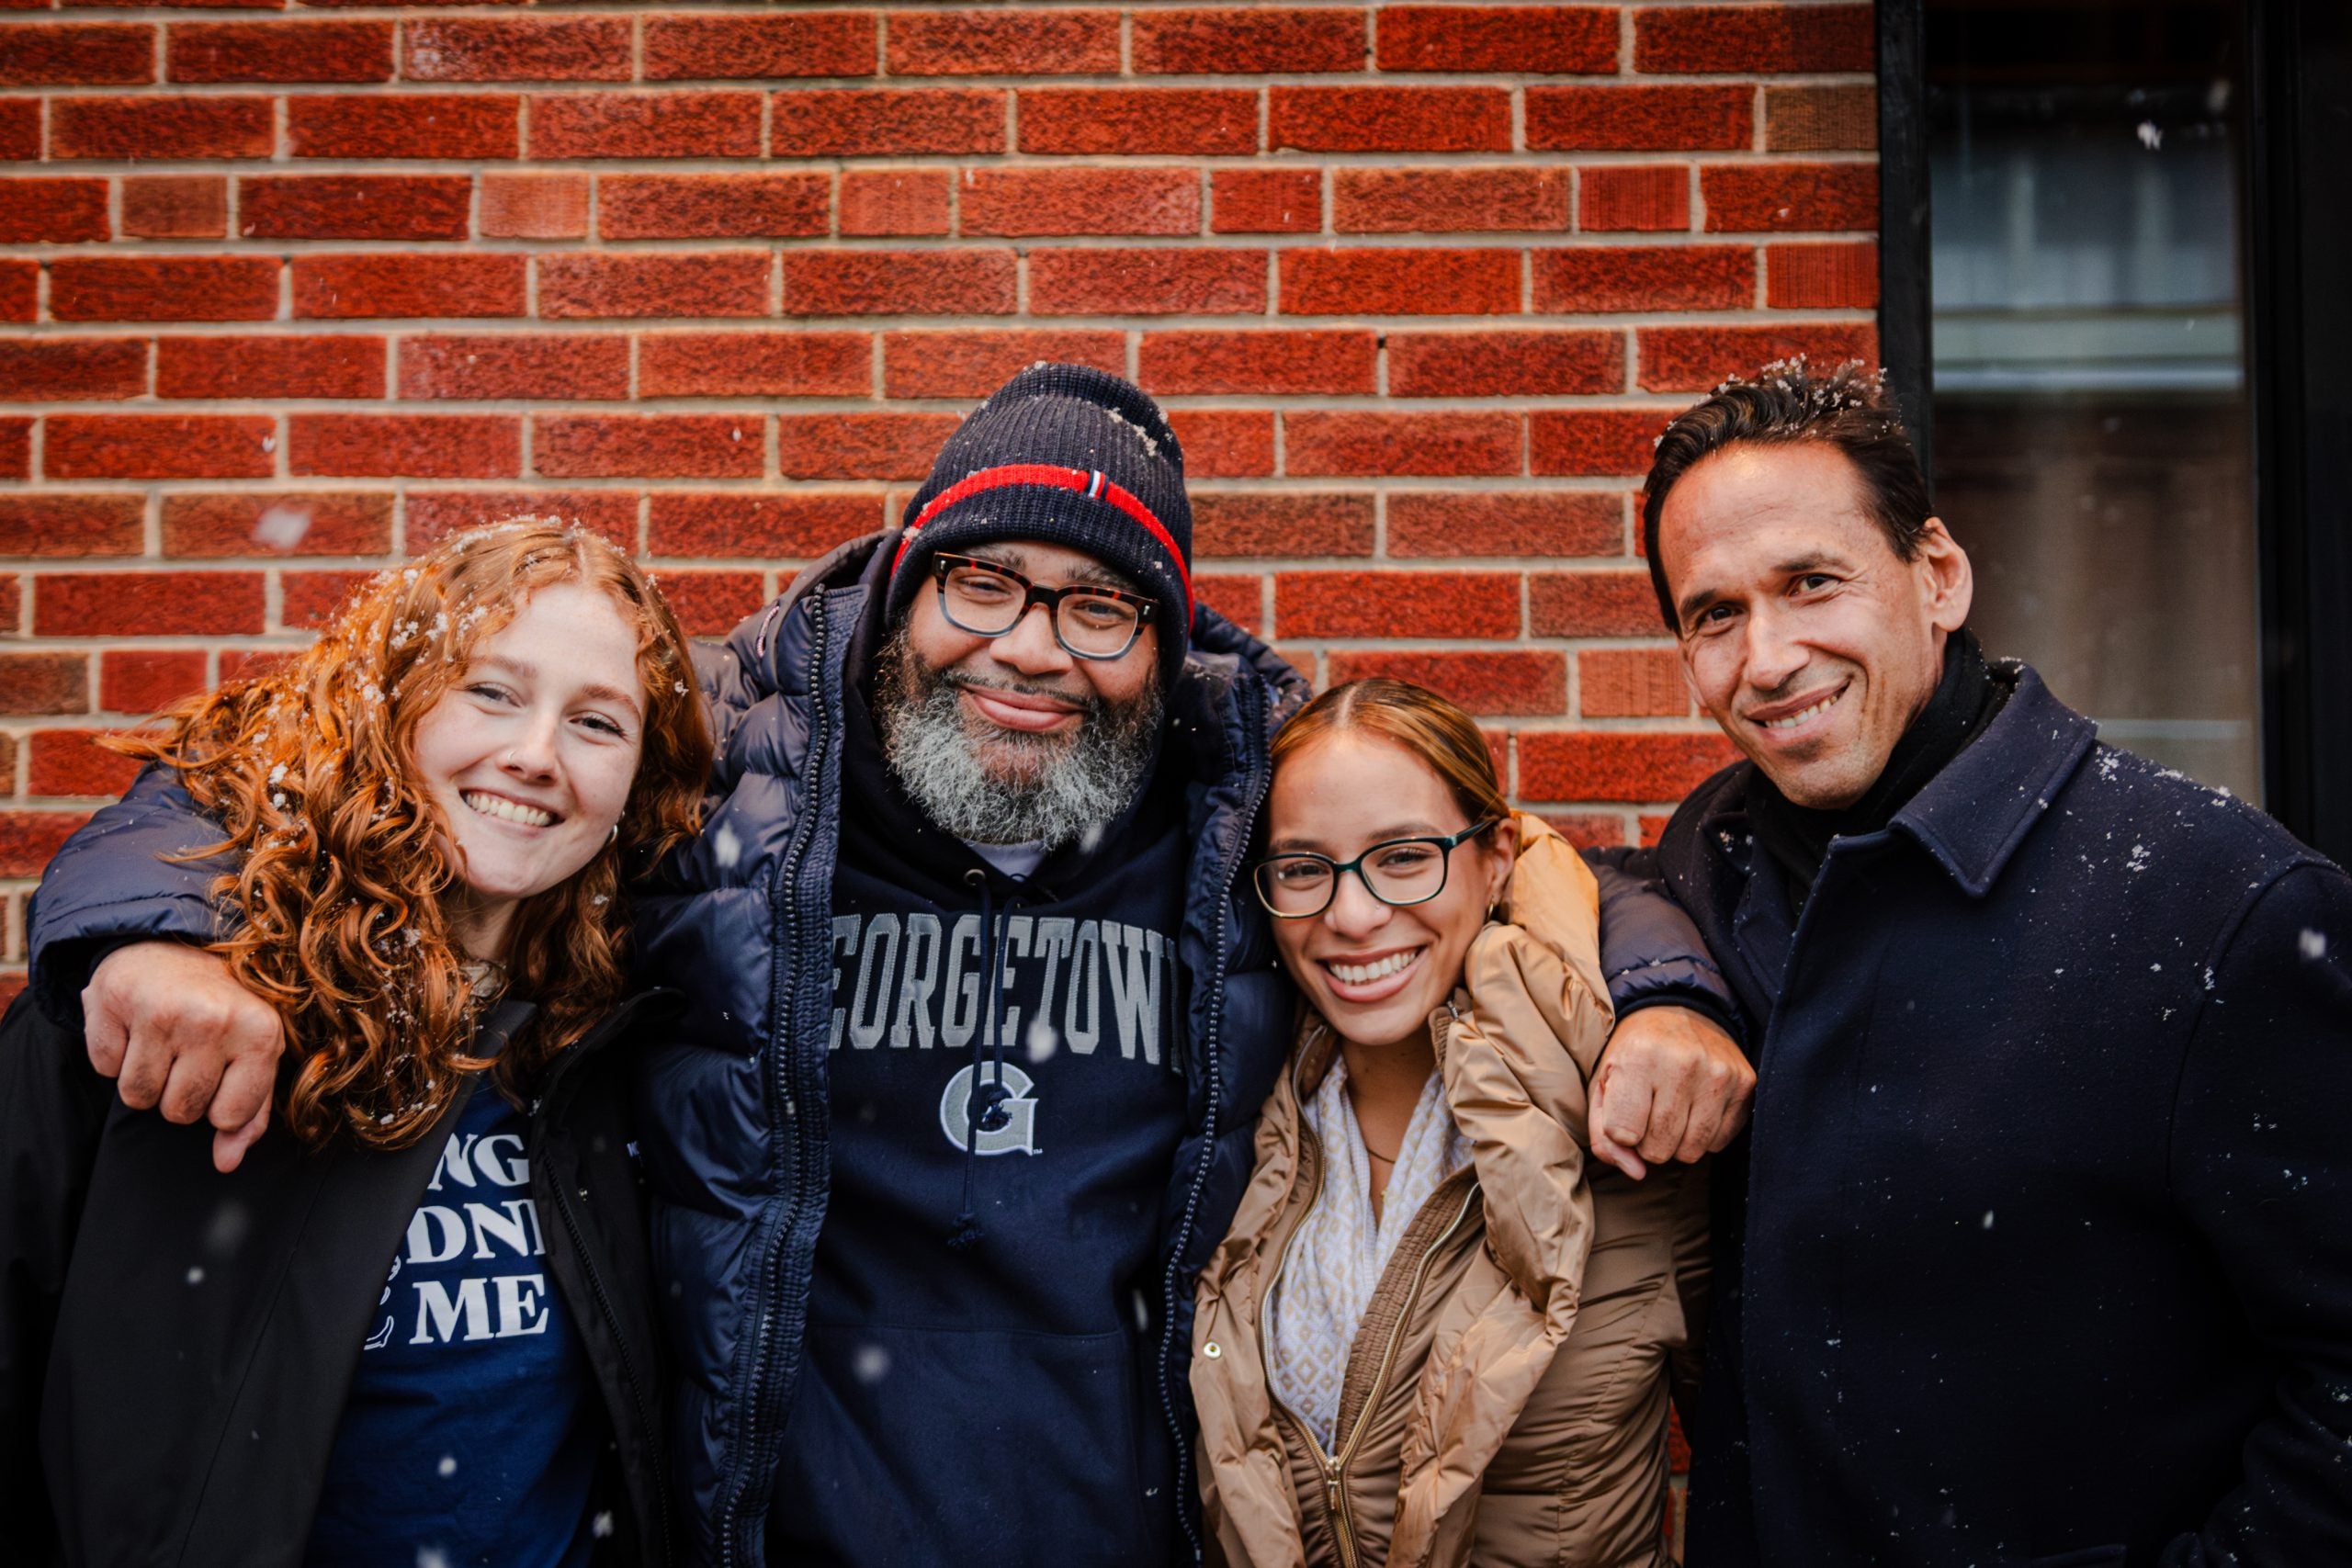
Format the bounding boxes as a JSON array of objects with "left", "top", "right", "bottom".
[
  {"left": 722, "top": 587, "right": 839, "bottom": 1568},
  {"left": 1162, "top": 673, "right": 1270, "bottom": 1563},
  {"left": 1258, "top": 1122, "right": 1477, "bottom": 1568}
]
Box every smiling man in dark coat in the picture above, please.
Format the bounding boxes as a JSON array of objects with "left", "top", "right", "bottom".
[{"left": 1631, "top": 360, "right": 2352, "bottom": 1566}]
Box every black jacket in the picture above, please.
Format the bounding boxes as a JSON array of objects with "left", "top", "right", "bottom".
[
  {"left": 1649, "top": 666, "right": 2352, "bottom": 1567},
  {"left": 0, "top": 987, "right": 680, "bottom": 1568}
]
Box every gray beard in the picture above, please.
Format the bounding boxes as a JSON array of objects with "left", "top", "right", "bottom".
[{"left": 874, "top": 626, "right": 1162, "bottom": 850}]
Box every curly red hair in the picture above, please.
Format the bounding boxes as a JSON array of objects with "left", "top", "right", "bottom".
[{"left": 110, "top": 520, "right": 714, "bottom": 1151}]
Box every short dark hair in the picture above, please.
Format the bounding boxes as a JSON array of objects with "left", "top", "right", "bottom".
[{"left": 1641, "top": 358, "right": 1933, "bottom": 632}]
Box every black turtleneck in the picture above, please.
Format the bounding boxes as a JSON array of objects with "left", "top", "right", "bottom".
[{"left": 1746, "top": 627, "right": 2008, "bottom": 913}]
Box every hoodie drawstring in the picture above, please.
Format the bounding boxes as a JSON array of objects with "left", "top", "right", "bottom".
[{"left": 948, "top": 869, "right": 1023, "bottom": 1249}]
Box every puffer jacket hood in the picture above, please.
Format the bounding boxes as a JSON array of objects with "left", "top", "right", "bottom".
[
  {"left": 628, "top": 529, "right": 1308, "bottom": 1564},
  {"left": 1194, "top": 815, "right": 1708, "bottom": 1568}
]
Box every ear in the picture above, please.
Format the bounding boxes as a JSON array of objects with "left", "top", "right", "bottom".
[
  {"left": 1483, "top": 814, "right": 1521, "bottom": 903},
  {"left": 1913, "top": 517, "right": 1973, "bottom": 634}
]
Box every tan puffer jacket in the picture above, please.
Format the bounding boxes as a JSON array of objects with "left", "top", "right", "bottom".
[{"left": 1192, "top": 814, "right": 1711, "bottom": 1568}]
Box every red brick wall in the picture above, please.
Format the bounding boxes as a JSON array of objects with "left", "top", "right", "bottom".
[{"left": 0, "top": 2, "right": 1879, "bottom": 1010}]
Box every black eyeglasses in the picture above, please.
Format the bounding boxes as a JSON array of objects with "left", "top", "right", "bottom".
[
  {"left": 932, "top": 553, "right": 1157, "bottom": 661},
  {"left": 1251, "top": 820, "right": 1498, "bottom": 919}
]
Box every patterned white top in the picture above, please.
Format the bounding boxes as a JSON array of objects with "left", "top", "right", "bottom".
[{"left": 1265, "top": 1055, "right": 1473, "bottom": 1451}]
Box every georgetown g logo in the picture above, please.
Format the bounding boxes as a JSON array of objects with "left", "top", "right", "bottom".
[{"left": 939, "top": 1063, "right": 1041, "bottom": 1156}]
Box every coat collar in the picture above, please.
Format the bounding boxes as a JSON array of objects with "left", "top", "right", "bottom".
[{"left": 1700, "top": 662, "right": 2098, "bottom": 902}]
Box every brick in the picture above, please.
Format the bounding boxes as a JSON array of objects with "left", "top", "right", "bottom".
[
  {"left": 1529, "top": 410, "right": 1663, "bottom": 477},
  {"left": 657, "top": 572, "right": 767, "bottom": 638},
  {"left": 161, "top": 491, "right": 391, "bottom": 557},
  {"left": 887, "top": 10, "right": 1117, "bottom": 75},
  {"left": 959, "top": 166, "right": 1201, "bottom": 239},
  {"left": 1635, "top": 5, "right": 1871, "bottom": 73},
  {"left": 1388, "top": 330, "right": 1621, "bottom": 397},
  {"left": 1279, "top": 249, "right": 1520, "bottom": 317},
  {"left": 1327, "top": 649, "right": 1565, "bottom": 716},
  {"left": 292, "top": 254, "right": 526, "bottom": 320},
  {"left": 101, "top": 649, "right": 208, "bottom": 714},
  {"left": 1534, "top": 245, "right": 1754, "bottom": 312},
  {"left": 1518, "top": 729, "right": 1735, "bottom": 803},
  {"left": 480, "top": 173, "right": 587, "bottom": 239},
  {"left": 777, "top": 412, "right": 959, "bottom": 480},
  {"left": 538, "top": 253, "right": 771, "bottom": 320},
  {"left": 0, "top": 264, "right": 29, "bottom": 326},
  {"left": 1271, "top": 87, "right": 1509, "bottom": 153},
  {"left": 1333, "top": 168, "right": 1567, "bottom": 233},
  {"left": 0, "top": 99, "right": 36, "bottom": 162},
  {"left": 286, "top": 95, "right": 518, "bottom": 159},
  {"left": 405, "top": 490, "right": 637, "bottom": 552},
  {"left": 279, "top": 570, "right": 376, "bottom": 632},
  {"left": 35, "top": 572, "right": 265, "bottom": 637},
  {"left": 841, "top": 169, "right": 951, "bottom": 236},
  {"left": 1286, "top": 412, "right": 1521, "bottom": 478},
  {"left": 643, "top": 14, "right": 876, "bottom": 80},
  {"left": 1579, "top": 165, "right": 1689, "bottom": 231},
  {"left": 1765, "top": 84, "right": 1877, "bottom": 152},
  {"left": 0, "top": 179, "right": 110, "bottom": 243},
  {"left": 1578, "top": 647, "right": 1687, "bottom": 717},
  {"left": 1388, "top": 491, "right": 1622, "bottom": 558},
  {"left": 1542, "top": 812, "right": 1631, "bottom": 851},
  {"left": 168, "top": 20, "right": 390, "bottom": 82},
  {"left": 1767, "top": 241, "right": 1879, "bottom": 308},
  {"left": 1029, "top": 249, "right": 1266, "bottom": 317},
  {"left": 397, "top": 333, "right": 628, "bottom": 400},
  {"left": 1212, "top": 169, "right": 1321, "bottom": 235},
  {"left": 773, "top": 87, "right": 1003, "bottom": 156},
  {"left": 0, "top": 495, "right": 143, "bottom": 557},
  {"left": 1018, "top": 88, "right": 1256, "bottom": 156},
  {"left": 1702, "top": 163, "right": 1876, "bottom": 232},
  {"left": 46, "top": 414, "right": 273, "bottom": 480},
  {"left": 536, "top": 414, "right": 763, "bottom": 480},
  {"left": 1167, "top": 411, "right": 1276, "bottom": 479},
  {"left": 1638, "top": 322, "right": 1876, "bottom": 392},
  {"left": 529, "top": 92, "right": 762, "bottom": 160},
  {"left": 1137, "top": 330, "right": 1374, "bottom": 396},
  {"left": 1528, "top": 568, "right": 1659, "bottom": 634},
  {"left": 156, "top": 334, "right": 382, "bottom": 399},
  {"left": 119, "top": 175, "right": 227, "bottom": 239},
  {"left": 0, "top": 338, "right": 145, "bottom": 400},
  {"left": 649, "top": 492, "right": 884, "bottom": 558},
  {"left": 29, "top": 730, "right": 143, "bottom": 798},
  {"left": 1275, "top": 570, "right": 1519, "bottom": 639},
  {"left": 1375, "top": 6, "right": 1616, "bottom": 72},
  {"left": 402, "top": 17, "right": 632, "bottom": 82},
  {"left": 643, "top": 331, "right": 873, "bottom": 398},
  {"left": 786, "top": 250, "right": 1014, "bottom": 316},
  {"left": 1134, "top": 8, "right": 1363, "bottom": 73},
  {"left": 238, "top": 175, "right": 472, "bottom": 241},
  {"left": 1192, "top": 492, "right": 1374, "bottom": 558},
  {"left": 288, "top": 413, "right": 520, "bottom": 479},
  {"left": 50, "top": 96, "right": 273, "bottom": 159},
  {"left": 0, "top": 420, "right": 27, "bottom": 481},
  {"left": 0, "top": 814, "right": 89, "bottom": 880},
  {"left": 880, "top": 330, "right": 1121, "bottom": 400},
  {"left": 0, "top": 23, "right": 153, "bottom": 86},
  {"left": 600, "top": 174, "right": 830, "bottom": 240},
  {"left": 1195, "top": 573, "right": 1264, "bottom": 636},
  {"left": 1529, "top": 85, "right": 1752, "bottom": 152}
]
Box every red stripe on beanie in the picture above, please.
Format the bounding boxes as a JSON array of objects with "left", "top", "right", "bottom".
[{"left": 889, "top": 463, "right": 1193, "bottom": 623}]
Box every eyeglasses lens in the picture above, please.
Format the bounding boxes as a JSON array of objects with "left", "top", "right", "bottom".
[{"left": 941, "top": 563, "right": 1140, "bottom": 659}]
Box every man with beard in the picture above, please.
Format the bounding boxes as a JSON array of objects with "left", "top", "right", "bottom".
[{"left": 28, "top": 366, "right": 1741, "bottom": 1564}]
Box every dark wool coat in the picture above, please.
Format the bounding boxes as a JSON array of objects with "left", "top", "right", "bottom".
[
  {"left": 24, "top": 529, "right": 1735, "bottom": 1567},
  {"left": 1645, "top": 666, "right": 2352, "bottom": 1568}
]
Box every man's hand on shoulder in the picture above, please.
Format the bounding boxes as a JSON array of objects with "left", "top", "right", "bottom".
[
  {"left": 1588, "top": 1003, "right": 1754, "bottom": 1179},
  {"left": 84, "top": 942, "right": 284, "bottom": 1174}
]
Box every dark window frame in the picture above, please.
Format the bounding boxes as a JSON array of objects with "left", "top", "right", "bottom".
[{"left": 1875, "top": 0, "right": 2352, "bottom": 860}]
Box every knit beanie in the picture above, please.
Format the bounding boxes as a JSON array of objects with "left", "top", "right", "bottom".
[{"left": 885, "top": 363, "right": 1194, "bottom": 690}]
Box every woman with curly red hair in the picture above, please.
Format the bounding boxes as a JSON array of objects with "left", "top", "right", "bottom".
[{"left": 0, "top": 520, "right": 712, "bottom": 1568}]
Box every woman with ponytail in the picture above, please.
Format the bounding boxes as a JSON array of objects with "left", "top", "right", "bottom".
[{"left": 0, "top": 520, "right": 711, "bottom": 1568}]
